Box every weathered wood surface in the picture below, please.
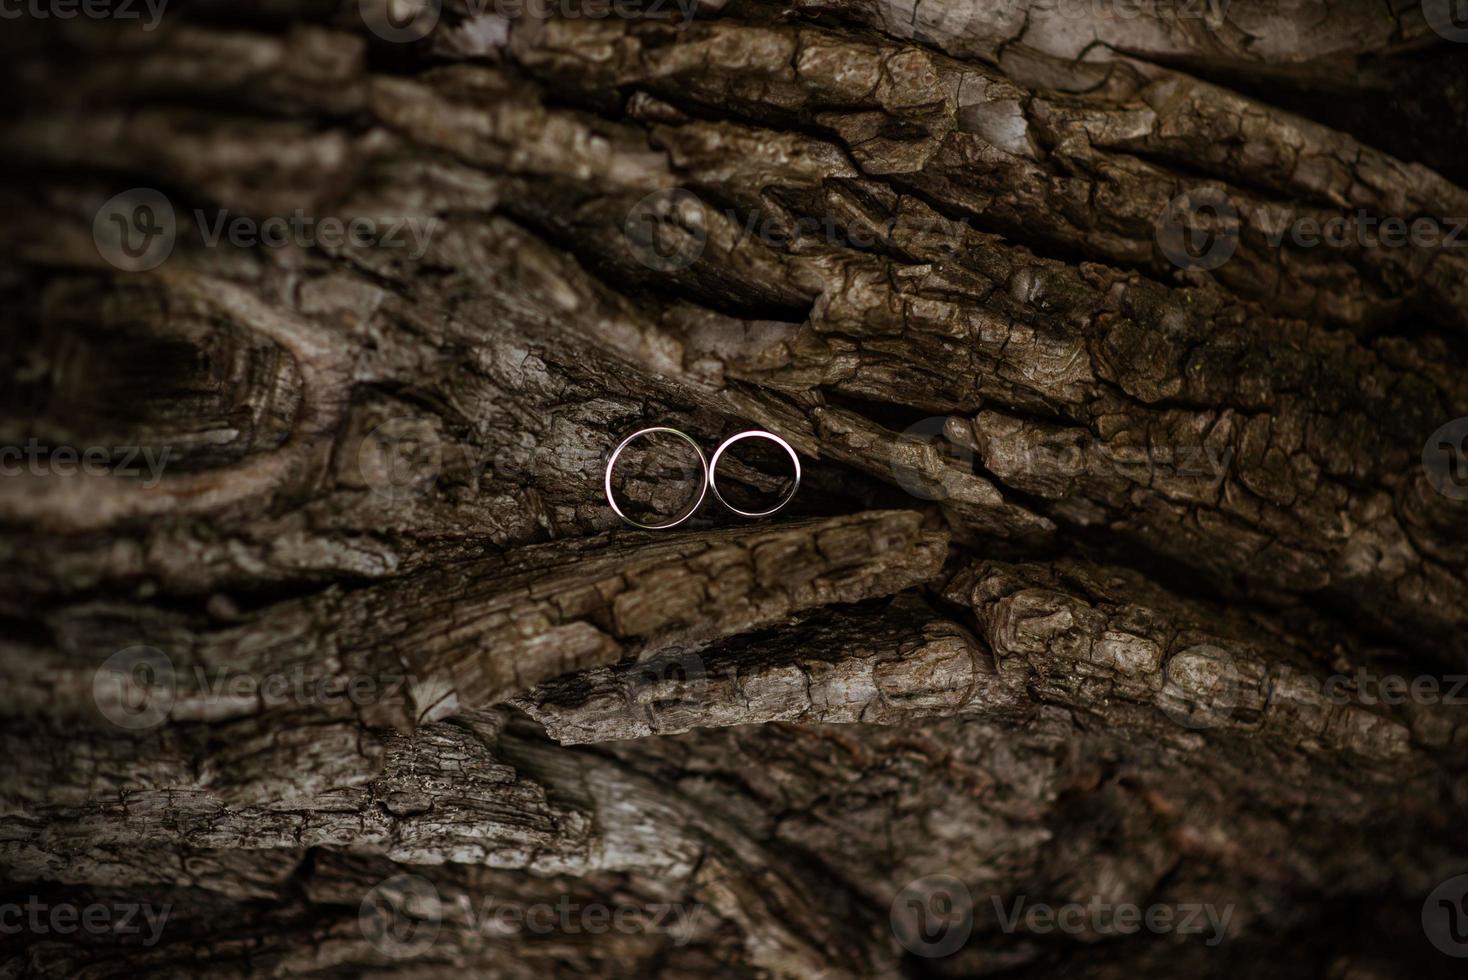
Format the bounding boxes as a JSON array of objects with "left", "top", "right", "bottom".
[{"left": 2, "top": 2, "right": 1466, "bottom": 976}]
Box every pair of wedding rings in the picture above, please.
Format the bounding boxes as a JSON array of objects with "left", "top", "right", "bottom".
[{"left": 604, "top": 427, "right": 801, "bottom": 529}]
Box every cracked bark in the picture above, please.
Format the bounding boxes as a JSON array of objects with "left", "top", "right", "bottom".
[{"left": 2, "top": 3, "right": 1466, "bottom": 978}]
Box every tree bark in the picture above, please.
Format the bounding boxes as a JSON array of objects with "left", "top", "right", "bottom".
[{"left": 2, "top": 1, "right": 1467, "bottom": 977}]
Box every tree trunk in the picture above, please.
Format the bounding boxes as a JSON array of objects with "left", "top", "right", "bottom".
[{"left": 3, "top": 1, "right": 1467, "bottom": 977}]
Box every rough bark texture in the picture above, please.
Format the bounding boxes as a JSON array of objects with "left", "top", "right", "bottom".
[{"left": 2, "top": 1, "right": 1467, "bottom": 977}]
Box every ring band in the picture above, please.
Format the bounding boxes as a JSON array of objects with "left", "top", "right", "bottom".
[
  {"left": 605, "top": 426, "right": 709, "bottom": 530},
  {"left": 709, "top": 430, "right": 801, "bottom": 518}
]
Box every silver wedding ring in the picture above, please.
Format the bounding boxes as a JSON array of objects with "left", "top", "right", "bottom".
[
  {"left": 604, "top": 427, "right": 708, "bottom": 530},
  {"left": 605, "top": 427, "right": 800, "bottom": 528},
  {"left": 709, "top": 430, "right": 801, "bottom": 518}
]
